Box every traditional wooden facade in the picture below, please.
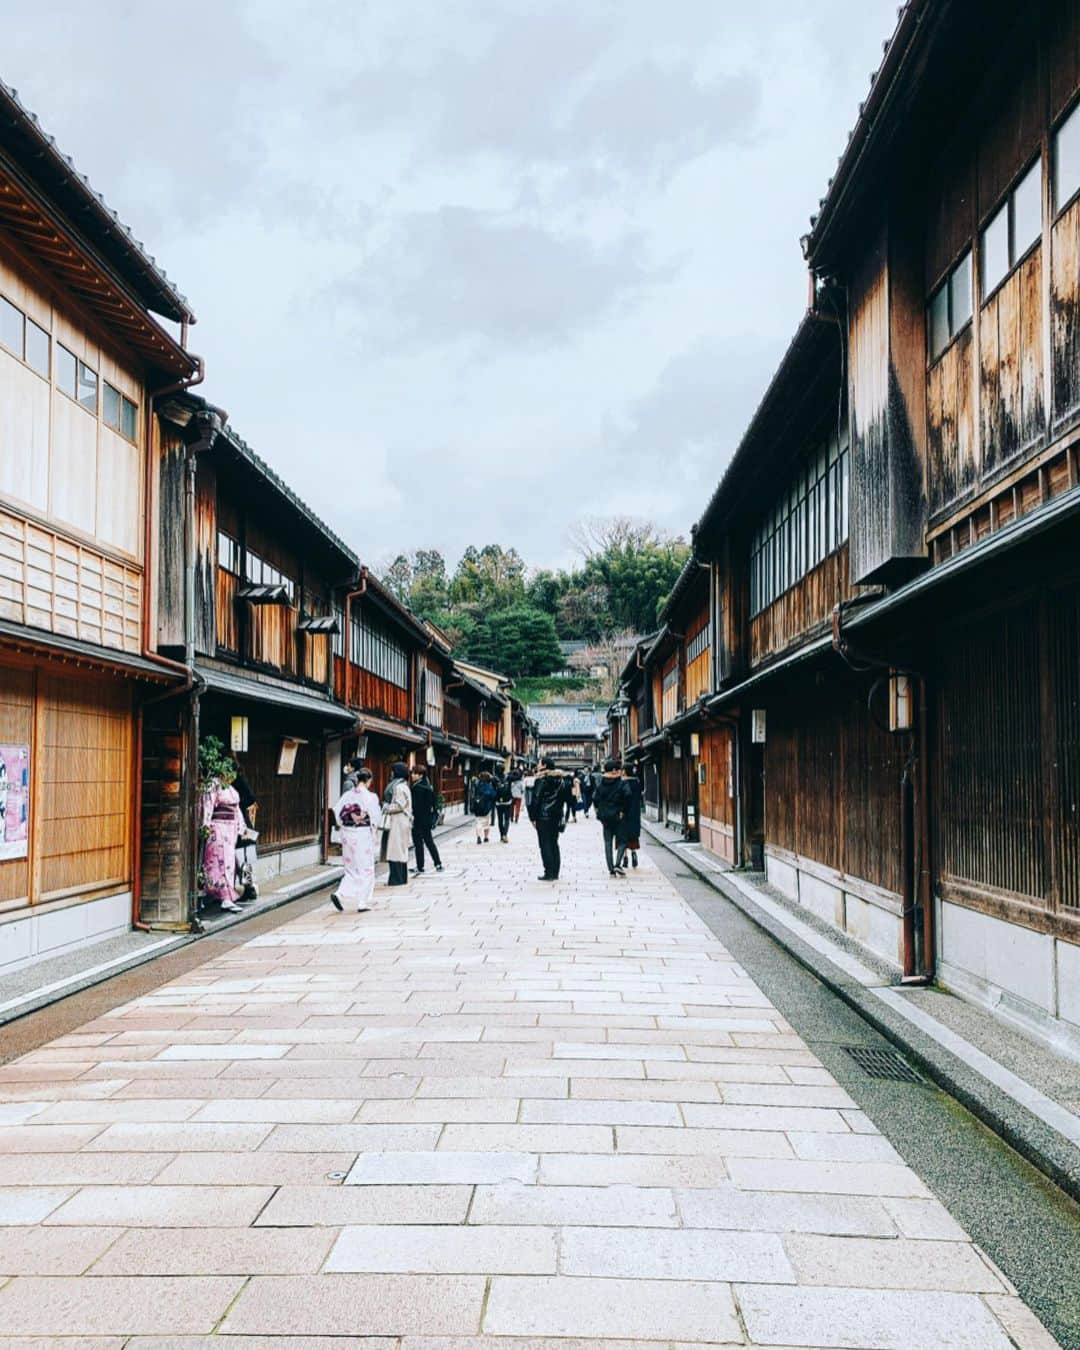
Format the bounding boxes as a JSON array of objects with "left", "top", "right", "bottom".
[
  {"left": 529, "top": 702, "right": 607, "bottom": 768},
  {"left": 145, "top": 397, "right": 355, "bottom": 923},
  {"left": 620, "top": 0, "right": 1080, "bottom": 1049},
  {"left": 0, "top": 83, "right": 201, "bottom": 971}
]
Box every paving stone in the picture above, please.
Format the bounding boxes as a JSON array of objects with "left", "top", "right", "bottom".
[
  {"left": 0, "top": 1124, "right": 105, "bottom": 1152},
  {"left": 255, "top": 1185, "right": 473, "bottom": 1226},
  {"left": 260, "top": 1123, "right": 442, "bottom": 1152},
  {"left": 520, "top": 1098, "right": 682, "bottom": 1126},
  {"left": 326, "top": 1223, "right": 558, "bottom": 1273},
  {"left": 439, "top": 1124, "right": 614, "bottom": 1153},
  {"left": 191, "top": 1098, "right": 360, "bottom": 1123},
  {"left": 346, "top": 1150, "right": 537, "bottom": 1185},
  {"left": 727, "top": 1158, "right": 932, "bottom": 1197},
  {"left": 357, "top": 1098, "right": 520, "bottom": 1124},
  {"left": 222, "top": 1274, "right": 485, "bottom": 1335},
  {"left": 0, "top": 1154, "right": 174, "bottom": 1186},
  {"left": 90, "top": 1225, "right": 337, "bottom": 1274},
  {"left": 735, "top": 1284, "right": 1013, "bottom": 1348},
  {"left": 983, "top": 1294, "right": 1061, "bottom": 1350},
  {"left": 0, "top": 1187, "right": 76, "bottom": 1224},
  {"left": 880, "top": 1196, "right": 969, "bottom": 1240},
  {"left": 784, "top": 1234, "right": 1004, "bottom": 1291},
  {"left": 484, "top": 1276, "right": 742, "bottom": 1342},
  {"left": 154, "top": 1151, "right": 356, "bottom": 1186},
  {"left": 82, "top": 1122, "right": 272, "bottom": 1152},
  {"left": 560, "top": 1225, "right": 795, "bottom": 1282},
  {"left": 677, "top": 1187, "right": 898, "bottom": 1236},
  {"left": 470, "top": 1181, "right": 678, "bottom": 1227},
  {"left": 32, "top": 1099, "right": 205, "bottom": 1124},
  {"left": 681, "top": 1104, "right": 852, "bottom": 1133},
  {"left": 45, "top": 1185, "right": 274, "bottom": 1227},
  {"left": 787, "top": 1131, "right": 903, "bottom": 1163},
  {"left": 540, "top": 1152, "right": 730, "bottom": 1188},
  {"left": 0, "top": 1225, "right": 125, "bottom": 1275},
  {"left": 0, "top": 1276, "right": 244, "bottom": 1336},
  {"left": 615, "top": 1125, "right": 794, "bottom": 1158}
]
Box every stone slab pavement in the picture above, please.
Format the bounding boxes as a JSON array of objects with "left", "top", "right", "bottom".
[{"left": 0, "top": 817, "right": 1060, "bottom": 1347}]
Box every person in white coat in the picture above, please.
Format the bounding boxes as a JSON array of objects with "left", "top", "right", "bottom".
[
  {"left": 330, "top": 767, "right": 382, "bottom": 913},
  {"left": 383, "top": 761, "right": 413, "bottom": 886}
]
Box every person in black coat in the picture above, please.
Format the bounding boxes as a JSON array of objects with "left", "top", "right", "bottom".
[
  {"left": 616, "top": 766, "right": 643, "bottom": 870},
  {"left": 409, "top": 767, "right": 443, "bottom": 874},
  {"left": 592, "top": 757, "right": 631, "bottom": 877},
  {"left": 526, "top": 757, "right": 572, "bottom": 880},
  {"left": 494, "top": 772, "right": 514, "bottom": 842}
]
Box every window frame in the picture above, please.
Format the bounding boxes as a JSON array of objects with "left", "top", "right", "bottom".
[
  {"left": 927, "top": 248, "right": 974, "bottom": 365},
  {"left": 1052, "top": 95, "right": 1080, "bottom": 221},
  {"left": 978, "top": 156, "right": 1044, "bottom": 307},
  {"left": 102, "top": 379, "right": 140, "bottom": 444}
]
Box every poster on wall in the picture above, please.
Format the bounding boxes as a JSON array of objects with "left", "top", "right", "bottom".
[{"left": 0, "top": 744, "right": 30, "bottom": 861}]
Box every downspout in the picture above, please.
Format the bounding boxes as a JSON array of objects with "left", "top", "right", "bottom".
[{"left": 132, "top": 356, "right": 206, "bottom": 932}]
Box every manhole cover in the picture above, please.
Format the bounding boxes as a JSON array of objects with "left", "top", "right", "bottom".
[{"left": 842, "top": 1045, "right": 924, "bottom": 1083}]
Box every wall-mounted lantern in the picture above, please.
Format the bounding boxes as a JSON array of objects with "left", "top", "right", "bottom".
[
  {"left": 230, "top": 716, "right": 249, "bottom": 753},
  {"left": 751, "top": 709, "right": 767, "bottom": 743},
  {"left": 689, "top": 732, "right": 700, "bottom": 758},
  {"left": 889, "top": 672, "right": 915, "bottom": 732}
]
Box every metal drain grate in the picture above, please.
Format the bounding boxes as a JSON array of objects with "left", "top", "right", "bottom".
[{"left": 842, "top": 1045, "right": 924, "bottom": 1083}]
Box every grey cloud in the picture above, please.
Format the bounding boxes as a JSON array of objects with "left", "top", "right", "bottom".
[{"left": 335, "top": 208, "right": 665, "bottom": 350}]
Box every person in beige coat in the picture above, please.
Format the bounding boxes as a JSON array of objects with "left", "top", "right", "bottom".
[{"left": 383, "top": 761, "right": 413, "bottom": 886}]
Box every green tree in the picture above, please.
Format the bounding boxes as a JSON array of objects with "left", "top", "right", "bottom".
[
  {"left": 381, "top": 553, "right": 413, "bottom": 603},
  {"left": 410, "top": 549, "right": 449, "bottom": 616},
  {"left": 469, "top": 605, "right": 562, "bottom": 677},
  {"left": 451, "top": 544, "right": 527, "bottom": 609}
]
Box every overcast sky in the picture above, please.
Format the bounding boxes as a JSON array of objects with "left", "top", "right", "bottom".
[{"left": 4, "top": 0, "right": 896, "bottom": 571}]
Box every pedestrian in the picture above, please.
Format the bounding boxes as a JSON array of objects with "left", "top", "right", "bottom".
[
  {"left": 569, "top": 772, "right": 583, "bottom": 823},
  {"left": 589, "top": 762, "right": 604, "bottom": 806},
  {"left": 330, "top": 767, "right": 382, "bottom": 913},
  {"left": 494, "top": 772, "right": 514, "bottom": 842},
  {"left": 509, "top": 768, "right": 525, "bottom": 823},
  {"left": 580, "top": 768, "right": 594, "bottom": 818},
  {"left": 382, "top": 762, "right": 413, "bottom": 886},
  {"left": 342, "top": 755, "right": 361, "bottom": 792},
  {"left": 616, "top": 765, "right": 643, "bottom": 870},
  {"left": 469, "top": 770, "right": 496, "bottom": 843},
  {"left": 593, "top": 756, "right": 630, "bottom": 877},
  {"left": 231, "top": 761, "right": 259, "bottom": 902},
  {"left": 409, "top": 766, "right": 443, "bottom": 874},
  {"left": 200, "top": 764, "right": 245, "bottom": 912},
  {"left": 527, "top": 755, "right": 572, "bottom": 881}
]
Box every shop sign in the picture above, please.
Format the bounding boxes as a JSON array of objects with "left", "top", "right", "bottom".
[
  {"left": 277, "top": 737, "right": 306, "bottom": 775},
  {"left": 230, "top": 716, "right": 249, "bottom": 752},
  {"left": 0, "top": 744, "right": 30, "bottom": 861}
]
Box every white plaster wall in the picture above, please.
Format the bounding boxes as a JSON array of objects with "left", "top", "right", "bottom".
[
  {"left": 0, "top": 891, "right": 133, "bottom": 976},
  {"left": 765, "top": 854, "right": 798, "bottom": 902},
  {"left": 799, "top": 872, "right": 844, "bottom": 928},
  {"left": 254, "top": 842, "right": 322, "bottom": 885}
]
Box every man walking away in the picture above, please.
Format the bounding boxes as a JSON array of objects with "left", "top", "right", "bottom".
[
  {"left": 527, "top": 756, "right": 571, "bottom": 881},
  {"left": 409, "top": 767, "right": 443, "bottom": 874},
  {"left": 509, "top": 769, "right": 525, "bottom": 823},
  {"left": 616, "top": 764, "right": 643, "bottom": 870},
  {"left": 469, "top": 771, "right": 496, "bottom": 844},
  {"left": 494, "top": 772, "right": 514, "bottom": 842},
  {"left": 580, "top": 768, "right": 594, "bottom": 819},
  {"left": 593, "top": 757, "right": 630, "bottom": 877}
]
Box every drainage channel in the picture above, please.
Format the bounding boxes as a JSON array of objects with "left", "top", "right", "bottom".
[{"left": 655, "top": 844, "right": 1080, "bottom": 1350}]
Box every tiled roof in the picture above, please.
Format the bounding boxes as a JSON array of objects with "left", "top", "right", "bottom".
[
  {"left": 529, "top": 703, "right": 608, "bottom": 738},
  {"left": 0, "top": 79, "right": 193, "bottom": 321}
]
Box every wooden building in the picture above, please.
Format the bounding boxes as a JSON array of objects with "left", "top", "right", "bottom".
[
  {"left": 622, "top": 0, "right": 1080, "bottom": 1049},
  {"left": 529, "top": 703, "right": 608, "bottom": 769},
  {"left": 0, "top": 82, "right": 202, "bottom": 971},
  {"left": 147, "top": 396, "right": 356, "bottom": 922}
]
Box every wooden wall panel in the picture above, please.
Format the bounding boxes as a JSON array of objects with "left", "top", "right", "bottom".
[
  {"left": 1053, "top": 585, "right": 1080, "bottom": 914},
  {"left": 1047, "top": 0, "right": 1080, "bottom": 122},
  {"left": 980, "top": 248, "right": 1044, "bottom": 475},
  {"left": 927, "top": 327, "right": 975, "bottom": 512},
  {"left": 40, "top": 673, "right": 131, "bottom": 899},
  {"left": 215, "top": 568, "right": 239, "bottom": 654},
  {"left": 750, "top": 546, "right": 852, "bottom": 667},
  {"left": 1051, "top": 195, "right": 1080, "bottom": 425},
  {"left": 237, "top": 728, "right": 320, "bottom": 849},
  {"left": 193, "top": 461, "right": 216, "bottom": 657},
  {"left": 699, "top": 724, "right": 734, "bottom": 831},
  {"left": 0, "top": 508, "right": 141, "bottom": 653},
  {"left": 0, "top": 665, "right": 32, "bottom": 906}
]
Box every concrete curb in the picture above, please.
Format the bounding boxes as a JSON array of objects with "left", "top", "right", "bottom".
[{"left": 645, "top": 822, "right": 1080, "bottom": 1207}]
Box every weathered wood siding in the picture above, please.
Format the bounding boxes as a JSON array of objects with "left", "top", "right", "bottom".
[
  {"left": 699, "top": 722, "right": 735, "bottom": 864},
  {"left": 750, "top": 546, "right": 852, "bottom": 667},
  {"left": 936, "top": 577, "right": 1080, "bottom": 937},
  {"left": 764, "top": 677, "right": 904, "bottom": 897},
  {"left": 927, "top": 327, "right": 976, "bottom": 513},
  {"left": 139, "top": 699, "right": 191, "bottom": 926},
  {"left": 980, "top": 247, "right": 1044, "bottom": 474},
  {"left": 1051, "top": 195, "right": 1080, "bottom": 425}
]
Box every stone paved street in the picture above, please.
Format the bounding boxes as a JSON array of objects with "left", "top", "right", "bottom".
[{"left": 0, "top": 821, "right": 1059, "bottom": 1347}]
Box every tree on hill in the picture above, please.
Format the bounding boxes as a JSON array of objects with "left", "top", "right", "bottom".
[{"left": 466, "top": 605, "right": 562, "bottom": 678}]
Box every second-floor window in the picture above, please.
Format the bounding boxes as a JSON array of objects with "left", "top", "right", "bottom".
[
  {"left": 245, "top": 549, "right": 295, "bottom": 602},
  {"left": 980, "top": 161, "right": 1042, "bottom": 300},
  {"left": 102, "top": 382, "right": 139, "bottom": 442},
  {"left": 750, "top": 425, "right": 849, "bottom": 617},
  {"left": 217, "top": 530, "right": 240, "bottom": 574},
  {"left": 686, "top": 625, "right": 709, "bottom": 663},
  {"left": 0, "top": 294, "right": 50, "bottom": 377},
  {"left": 1054, "top": 100, "right": 1080, "bottom": 214},
  {"left": 351, "top": 610, "right": 409, "bottom": 690},
  {"left": 425, "top": 667, "right": 444, "bottom": 726},
  {"left": 928, "top": 250, "right": 973, "bottom": 361}
]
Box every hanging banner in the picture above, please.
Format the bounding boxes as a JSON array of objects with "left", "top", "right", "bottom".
[{"left": 0, "top": 744, "right": 30, "bottom": 861}]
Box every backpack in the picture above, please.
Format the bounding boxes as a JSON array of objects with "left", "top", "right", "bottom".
[{"left": 474, "top": 780, "right": 496, "bottom": 813}]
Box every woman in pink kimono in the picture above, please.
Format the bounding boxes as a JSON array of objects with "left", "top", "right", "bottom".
[
  {"left": 201, "top": 773, "right": 245, "bottom": 912},
  {"left": 330, "top": 767, "right": 383, "bottom": 913}
]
